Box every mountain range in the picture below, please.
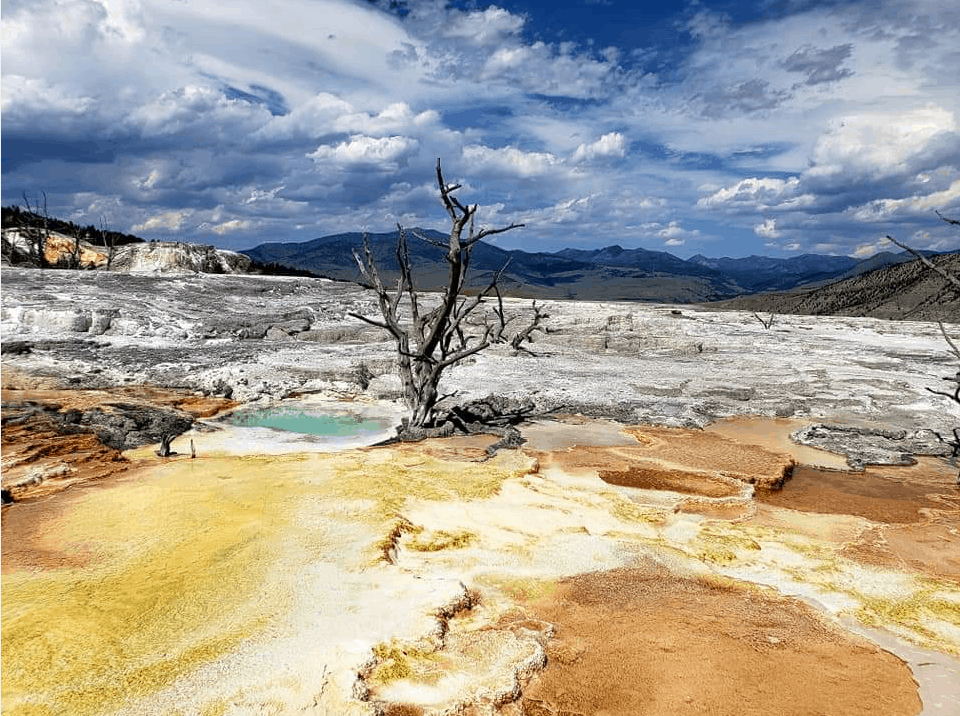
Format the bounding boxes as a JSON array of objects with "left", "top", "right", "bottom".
[{"left": 241, "top": 229, "right": 931, "bottom": 303}]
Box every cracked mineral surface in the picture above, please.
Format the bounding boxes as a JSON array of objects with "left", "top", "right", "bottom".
[{"left": 1, "top": 267, "right": 959, "bottom": 716}]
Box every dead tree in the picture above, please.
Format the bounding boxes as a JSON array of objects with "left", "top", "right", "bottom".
[
  {"left": 752, "top": 311, "right": 776, "bottom": 330},
  {"left": 927, "top": 321, "right": 960, "bottom": 465},
  {"left": 889, "top": 212, "right": 960, "bottom": 481},
  {"left": 349, "top": 158, "right": 541, "bottom": 429},
  {"left": 20, "top": 190, "right": 51, "bottom": 268},
  {"left": 155, "top": 434, "right": 175, "bottom": 457},
  {"left": 101, "top": 215, "right": 116, "bottom": 270}
]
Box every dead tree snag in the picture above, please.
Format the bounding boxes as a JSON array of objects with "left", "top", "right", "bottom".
[
  {"left": 888, "top": 212, "right": 960, "bottom": 481},
  {"left": 349, "top": 158, "right": 543, "bottom": 431}
]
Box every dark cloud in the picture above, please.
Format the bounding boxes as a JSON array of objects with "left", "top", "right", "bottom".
[
  {"left": 697, "top": 79, "right": 790, "bottom": 118},
  {"left": 780, "top": 44, "right": 855, "bottom": 85},
  {"left": 223, "top": 85, "right": 290, "bottom": 117}
]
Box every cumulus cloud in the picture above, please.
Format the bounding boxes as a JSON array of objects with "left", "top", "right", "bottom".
[
  {"left": 127, "top": 85, "right": 273, "bottom": 139},
  {"left": 440, "top": 5, "right": 525, "bottom": 45},
  {"left": 211, "top": 219, "right": 254, "bottom": 235},
  {"left": 656, "top": 221, "right": 700, "bottom": 243},
  {"left": 852, "top": 240, "right": 887, "bottom": 258},
  {"left": 308, "top": 135, "right": 420, "bottom": 170},
  {"left": 571, "top": 133, "right": 626, "bottom": 163},
  {"left": 697, "top": 177, "right": 814, "bottom": 212},
  {"left": 635, "top": 220, "right": 702, "bottom": 246},
  {"left": 3, "top": 0, "right": 960, "bottom": 256},
  {"left": 478, "top": 40, "right": 616, "bottom": 99},
  {"left": 131, "top": 211, "right": 189, "bottom": 232},
  {"left": 804, "top": 105, "right": 960, "bottom": 189},
  {"left": 846, "top": 178, "right": 960, "bottom": 222},
  {"left": 461, "top": 144, "right": 563, "bottom": 177},
  {"left": 334, "top": 102, "right": 440, "bottom": 136},
  {"left": 754, "top": 218, "right": 781, "bottom": 238}
]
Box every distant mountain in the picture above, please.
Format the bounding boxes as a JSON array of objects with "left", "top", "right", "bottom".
[
  {"left": 556, "top": 245, "right": 716, "bottom": 277},
  {"left": 704, "top": 252, "right": 960, "bottom": 322},
  {"left": 686, "top": 253, "right": 862, "bottom": 292},
  {"left": 241, "top": 230, "right": 942, "bottom": 304},
  {"left": 242, "top": 231, "right": 739, "bottom": 302}
]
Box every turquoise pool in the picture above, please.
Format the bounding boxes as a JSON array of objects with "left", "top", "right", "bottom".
[{"left": 225, "top": 405, "right": 388, "bottom": 437}]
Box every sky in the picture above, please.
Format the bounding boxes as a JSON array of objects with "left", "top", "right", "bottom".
[{"left": 2, "top": 0, "right": 960, "bottom": 259}]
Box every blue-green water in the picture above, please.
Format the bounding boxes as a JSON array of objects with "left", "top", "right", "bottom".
[{"left": 226, "top": 406, "right": 386, "bottom": 437}]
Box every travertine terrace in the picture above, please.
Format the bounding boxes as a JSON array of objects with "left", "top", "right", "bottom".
[{"left": 2, "top": 267, "right": 958, "bottom": 716}]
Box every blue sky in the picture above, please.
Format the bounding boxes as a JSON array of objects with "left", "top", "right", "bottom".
[{"left": 2, "top": 0, "right": 959, "bottom": 258}]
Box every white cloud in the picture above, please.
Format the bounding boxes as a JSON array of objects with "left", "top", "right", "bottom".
[
  {"left": 754, "top": 218, "right": 781, "bottom": 238},
  {"left": 656, "top": 221, "right": 700, "bottom": 242},
  {"left": 242, "top": 185, "right": 284, "bottom": 204},
  {"left": 308, "top": 135, "right": 420, "bottom": 170},
  {"left": 804, "top": 105, "right": 959, "bottom": 188},
  {"left": 441, "top": 5, "right": 525, "bottom": 45},
  {"left": 462, "top": 144, "right": 563, "bottom": 177},
  {"left": 334, "top": 102, "right": 440, "bottom": 136},
  {"left": 853, "top": 240, "right": 887, "bottom": 257},
  {"left": 846, "top": 178, "right": 960, "bottom": 222},
  {"left": 131, "top": 211, "right": 188, "bottom": 232},
  {"left": 636, "top": 220, "right": 701, "bottom": 246},
  {"left": 479, "top": 39, "right": 616, "bottom": 99},
  {"left": 4, "top": 0, "right": 960, "bottom": 257},
  {"left": 253, "top": 93, "right": 354, "bottom": 142},
  {"left": 571, "top": 132, "right": 626, "bottom": 163},
  {"left": 127, "top": 84, "right": 272, "bottom": 138},
  {"left": 697, "top": 177, "right": 814, "bottom": 212},
  {"left": 211, "top": 219, "right": 253, "bottom": 234}
]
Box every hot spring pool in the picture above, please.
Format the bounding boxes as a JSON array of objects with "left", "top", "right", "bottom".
[
  {"left": 201, "top": 398, "right": 406, "bottom": 454},
  {"left": 226, "top": 405, "right": 387, "bottom": 437}
]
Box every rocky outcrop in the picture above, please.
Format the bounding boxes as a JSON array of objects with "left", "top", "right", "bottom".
[
  {"left": 791, "top": 423, "right": 951, "bottom": 469},
  {"left": 2, "top": 400, "right": 194, "bottom": 452},
  {"left": 110, "top": 241, "right": 251, "bottom": 274},
  {"left": 2, "top": 228, "right": 252, "bottom": 275}
]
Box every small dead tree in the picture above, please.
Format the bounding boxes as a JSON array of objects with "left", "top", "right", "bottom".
[
  {"left": 155, "top": 433, "right": 175, "bottom": 457},
  {"left": 20, "top": 190, "right": 51, "bottom": 268},
  {"left": 927, "top": 321, "right": 960, "bottom": 465},
  {"left": 752, "top": 311, "right": 776, "bottom": 330},
  {"left": 491, "top": 292, "right": 550, "bottom": 355},
  {"left": 101, "top": 215, "right": 117, "bottom": 270},
  {"left": 349, "top": 158, "right": 541, "bottom": 430}
]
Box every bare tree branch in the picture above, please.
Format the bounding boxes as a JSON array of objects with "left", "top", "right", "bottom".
[
  {"left": 885, "top": 234, "right": 960, "bottom": 291},
  {"left": 936, "top": 210, "right": 960, "bottom": 227},
  {"left": 892, "top": 216, "right": 959, "bottom": 480}
]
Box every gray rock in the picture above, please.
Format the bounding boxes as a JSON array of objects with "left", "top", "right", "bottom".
[
  {"left": 264, "top": 326, "right": 291, "bottom": 341},
  {"left": 791, "top": 423, "right": 950, "bottom": 468}
]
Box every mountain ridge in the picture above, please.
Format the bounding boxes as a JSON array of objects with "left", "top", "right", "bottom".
[{"left": 242, "top": 230, "right": 931, "bottom": 303}]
